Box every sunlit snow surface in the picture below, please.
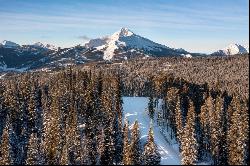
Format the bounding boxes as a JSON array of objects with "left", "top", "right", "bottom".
[
  {"left": 213, "top": 43, "right": 248, "bottom": 55},
  {"left": 122, "top": 97, "right": 181, "bottom": 165}
]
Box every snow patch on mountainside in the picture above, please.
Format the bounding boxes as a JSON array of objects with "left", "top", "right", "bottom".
[
  {"left": 182, "top": 54, "right": 192, "bottom": 58},
  {"left": 102, "top": 29, "right": 121, "bottom": 60}
]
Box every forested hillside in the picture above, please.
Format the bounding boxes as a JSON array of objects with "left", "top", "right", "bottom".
[{"left": 0, "top": 55, "right": 249, "bottom": 165}]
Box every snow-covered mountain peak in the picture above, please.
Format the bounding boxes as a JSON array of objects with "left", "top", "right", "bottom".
[
  {"left": 1, "top": 40, "right": 20, "bottom": 48},
  {"left": 114, "top": 27, "right": 134, "bottom": 37},
  {"left": 229, "top": 43, "right": 246, "bottom": 54},
  {"left": 33, "top": 42, "right": 58, "bottom": 50},
  {"left": 33, "top": 42, "right": 45, "bottom": 47},
  {"left": 85, "top": 28, "right": 188, "bottom": 60},
  {"left": 212, "top": 43, "right": 248, "bottom": 56},
  {"left": 226, "top": 43, "right": 244, "bottom": 51}
]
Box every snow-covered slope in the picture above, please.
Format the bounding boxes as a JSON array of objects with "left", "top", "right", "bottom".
[
  {"left": 1, "top": 40, "right": 20, "bottom": 48},
  {"left": 85, "top": 28, "right": 188, "bottom": 60},
  {"left": 122, "top": 97, "right": 181, "bottom": 165},
  {"left": 212, "top": 43, "right": 248, "bottom": 56},
  {"left": 122, "top": 97, "right": 213, "bottom": 165},
  {"left": 243, "top": 44, "right": 249, "bottom": 53}
]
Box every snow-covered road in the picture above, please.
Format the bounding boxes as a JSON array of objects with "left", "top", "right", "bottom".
[{"left": 123, "top": 97, "right": 181, "bottom": 165}]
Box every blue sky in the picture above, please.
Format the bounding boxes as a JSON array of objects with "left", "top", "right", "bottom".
[{"left": 0, "top": 0, "right": 248, "bottom": 53}]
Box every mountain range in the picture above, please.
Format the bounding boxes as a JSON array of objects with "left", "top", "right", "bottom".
[{"left": 0, "top": 28, "right": 248, "bottom": 72}]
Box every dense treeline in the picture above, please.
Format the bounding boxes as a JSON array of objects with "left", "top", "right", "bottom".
[
  {"left": 0, "top": 55, "right": 249, "bottom": 165},
  {"left": 0, "top": 68, "right": 160, "bottom": 165},
  {"left": 82, "top": 55, "right": 249, "bottom": 165},
  {"left": 149, "top": 74, "right": 249, "bottom": 165},
  {"left": 86, "top": 55, "right": 248, "bottom": 100}
]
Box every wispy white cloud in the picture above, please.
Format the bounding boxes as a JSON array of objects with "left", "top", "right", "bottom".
[
  {"left": 77, "top": 35, "right": 90, "bottom": 40},
  {"left": 0, "top": 8, "right": 247, "bottom": 32},
  {"left": 77, "top": 35, "right": 91, "bottom": 44}
]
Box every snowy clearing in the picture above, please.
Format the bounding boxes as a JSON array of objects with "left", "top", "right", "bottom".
[{"left": 122, "top": 97, "right": 181, "bottom": 165}]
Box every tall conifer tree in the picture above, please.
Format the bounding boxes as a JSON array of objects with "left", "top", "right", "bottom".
[
  {"left": 181, "top": 100, "right": 197, "bottom": 165},
  {"left": 143, "top": 124, "right": 161, "bottom": 165}
]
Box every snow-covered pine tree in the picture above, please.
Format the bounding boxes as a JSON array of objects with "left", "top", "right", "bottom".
[
  {"left": 32, "top": 81, "right": 43, "bottom": 141},
  {"left": 199, "top": 94, "right": 212, "bottom": 156},
  {"left": 18, "top": 78, "right": 34, "bottom": 165},
  {"left": 166, "top": 87, "right": 179, "bottom": 140},
  {"left": 42, "top": 90, "right": 61, "bottom": 165},
  {"left": 143, "top": 125, "right": 161, "bottom": 165},
  {"left": 80, "top": 135, "right": 90, "bottom": 165},
  {"left": 148, "top": 94, "right": 155, "bottom": 120},
  {"left": 0, "top": 124, "right": 12, "bottom": 165},
  {"left": 122, "top": 119, "right": 132, "bottom": 165},
  {"left": 113, "top": 75, "right": 123, "bottom": 164},
  {"left": 3, "top": 81, "right": 23, "bottom": 165},
  {"left": 210, "top": 95, "right": 223, "bottom": 164},
  {"left": 64, "top": 102, "right": 82, "bottom": 165},
  {"left": 60, "top": 141, "right": 69, "bottom": 165},
  {"left": 82, "top": 80, "right": 98, "bottom": 165},
  {"left": 98, "top": 83, "right": 115, "bottom": 164},
  {"left": 175, "top": 96, "right": 183, "bottom": 143},
  {"left": 181, "top": 100, "right": 197, "bottom": 165},
  {"left": 217, "top": 95, "right": 228, "bottom": 165},
  {"left": 113, "top": 111, "right": 123, "bottom": 164},
  {"left": 99, "top": 119, "right": 115, "bottom": 165},
  {"left": 130, "top": 120, "right": 142, "bottom": 165},
  {"left": 227, "top": 97, "right": 249, "bottom": 165},
  {"left": 27, "top": 86, "right": 37, "bottom": 134},
  {"left": 97, "top": 128, "right": 105, "bottom": 165},
  {"left": 0, "top": 83, "right": 6, "bottom": 139},
  {"left": 26, "top": 133, "right": 41, "bottom": 165}
]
